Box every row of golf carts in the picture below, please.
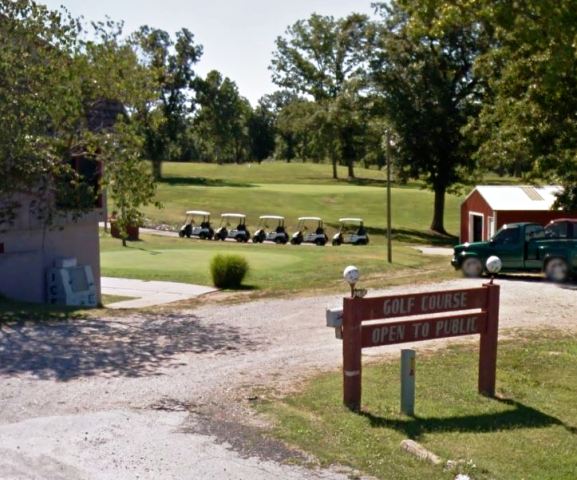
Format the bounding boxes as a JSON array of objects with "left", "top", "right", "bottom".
[{"left": 178, "top": 211, "right": 369, "bottom": 246}]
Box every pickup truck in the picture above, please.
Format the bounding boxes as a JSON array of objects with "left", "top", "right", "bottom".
[{"left": 451, "top": 219, "right": 577, "bottom": 282}]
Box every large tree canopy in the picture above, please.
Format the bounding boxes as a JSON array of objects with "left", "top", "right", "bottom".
[
  {"left": 193, "top": 70, "right": 252, "bottom": 163},
  {"left": 132, "top": 26, "right": 203, "bottom": 179},
  {"left": 369, "top": 1, "right": 490, "bottom": 234},
  {"left": 0, "top": 0, "right": 159, "bottom": 241},
  {"left": 270, "top": 13, "right": 371, "bottom": 178},
  {"left": 444, "top": 0, "right": 577, "bottom": 208}
]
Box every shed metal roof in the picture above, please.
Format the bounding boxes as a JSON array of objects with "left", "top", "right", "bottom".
[{"left": 470, "top": 185, "right": 563, "bottom": 211}]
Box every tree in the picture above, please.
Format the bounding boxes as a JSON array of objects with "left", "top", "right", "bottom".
[
  {"left": 101, "top": 124, "right": 161, "bottom": 247},
  {"left": 0, "top": 0, "right": 85, "bottom": 226},
  {"left": 82, "top": 21, "right": 162, "bottom": 245},
  {"left": 193, "top": 71, "right": 251, "bottom": 163},
  {"left": 0, "top": 1, "right": 160, "bottom": 244},
  {"left": 248, "top": 101, "right": 276, "bottom": 163},
  {"left": 275, "top": 99, "right": 329, "bottom": 163},
  {"left": 438, "top": 1, "right": 577, "bottom": 207},
  {"left": 369, "top": 1, "right": 490, "bottom": 234},
  {"left": 270, "top": 13, "right": 370, "bottom": 178},
  {"left": 132, "top": 26, "right": 203, "bottom": 178}
]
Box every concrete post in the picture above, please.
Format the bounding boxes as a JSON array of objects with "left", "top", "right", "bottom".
[{"left": 400, "top": 349, "right": 416, "bottom": 416}]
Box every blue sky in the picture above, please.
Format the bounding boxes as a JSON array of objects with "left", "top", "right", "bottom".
[{"left": 41, "top": 0, "right": 376, "bottom": 105}]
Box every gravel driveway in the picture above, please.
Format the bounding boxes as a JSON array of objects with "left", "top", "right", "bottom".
[{"left": 0, "top": 276, "right": 576, "bottom": 479}]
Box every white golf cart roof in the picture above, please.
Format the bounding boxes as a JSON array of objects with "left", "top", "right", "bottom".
[
  {"left": 339, "top": 217, "right": 364, "bottom": 223},
  {"left": 186, "top": 210, "right": 210, "bottom": 216},
  {"left": 298, "top": 216, "right": 323, "bottom": 221},
  {"left": 220, "top": 213, "right": 246, "bottom": 218},
  {"left": 259, "top": 215, "right": 285, "bottom": 220}
]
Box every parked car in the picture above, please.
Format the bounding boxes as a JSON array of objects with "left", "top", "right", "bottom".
[
  {"left": 451, "top": 220, "right": 577, "bottom": 282},
  {"left": 252, "top": 215, "right": 289, "bottom": 244},
  {"left": 290, "top": 217, "right": 328, "bottom": 246},
  {"left": 215, "top": 213, "right": 251, "bottom": 242},
  {"left": 178, "top": 210, "right": 214, "bottom": 239},
  {"left": 332, "top": 218, "right": 369, "bottom": 246}
]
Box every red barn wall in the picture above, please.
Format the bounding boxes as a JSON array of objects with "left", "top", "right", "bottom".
[{"left": 461, "top": 190, "right": 493, "bottom": 242}]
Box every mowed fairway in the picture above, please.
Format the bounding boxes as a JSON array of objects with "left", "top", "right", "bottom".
[
  {"left": 139, "top": 162, "right": 462, "bottom": 239},
  {"left": 101, "top": 162, "right": 462, "bottom": 293}
]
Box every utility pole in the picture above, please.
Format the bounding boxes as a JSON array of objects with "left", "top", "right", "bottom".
[{"left": 386, "top": 131, "right": 392, "bottom": 263}]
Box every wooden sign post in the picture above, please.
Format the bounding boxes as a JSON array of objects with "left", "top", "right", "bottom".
[{"left": 341, "top": 283, "right": 500, "bottom": 411}]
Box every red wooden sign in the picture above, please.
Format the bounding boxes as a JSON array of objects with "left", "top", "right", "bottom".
[
  {"left": 341, "top": 283, "right": 500, "bottom": 411},
  {"left": 362, "top": 312, "right": 486, "bottom": 348}
]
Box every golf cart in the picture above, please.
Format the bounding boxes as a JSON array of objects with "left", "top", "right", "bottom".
[
  {"left": 252, "top": 215, "right": 289, "bottom": 244},
  {"left": 332, "top": 218, "right": 369, "bottom": 246},
  {"left": 178, "top": 210, "right": 214, "bottom": 239},
  {"left": 215, "top": 213, "right": 251, "bottom": 242},
  {"left": 290, "top": 217, "right": 328, "bottom": 246}
]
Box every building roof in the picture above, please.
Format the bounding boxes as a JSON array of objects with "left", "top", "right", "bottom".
[{"left": 471, "top": 185, "right": 563, "bottom": 211}]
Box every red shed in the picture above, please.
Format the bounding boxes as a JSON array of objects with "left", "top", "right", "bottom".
[{"left": 460, "top": 185, "right": 576, "bottom": 243}]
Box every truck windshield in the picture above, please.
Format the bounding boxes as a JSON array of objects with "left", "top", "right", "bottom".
[{"left": 491, "top": 226, "right": 520, "bottom": 245}]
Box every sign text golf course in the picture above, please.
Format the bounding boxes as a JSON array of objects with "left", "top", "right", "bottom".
[{"left": 341, "top": 283, "right": 500, "bottom": 411}]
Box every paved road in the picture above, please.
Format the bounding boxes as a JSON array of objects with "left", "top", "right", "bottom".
[{"left": 1, "top": 277, "right": 576, "bottom": 479}]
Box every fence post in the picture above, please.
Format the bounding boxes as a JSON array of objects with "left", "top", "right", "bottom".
[
  {"left": 343, "top": 297, "right": 362, "bottom": 411},
  {"left": 478, "top": 283, "right": 500, "bottom": 396}
]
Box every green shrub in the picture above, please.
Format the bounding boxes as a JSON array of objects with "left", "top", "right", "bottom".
[{"left": 210, "top": 254, "right": 249, "bottom": 289}]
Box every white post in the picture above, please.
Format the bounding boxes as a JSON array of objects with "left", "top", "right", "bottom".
[{"left": 400, "top": 349, "right": 416, "bottom": 416}]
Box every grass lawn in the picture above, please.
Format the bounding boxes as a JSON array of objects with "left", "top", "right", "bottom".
[
  {"left": 103, "top": 161, "right": 463, "bottom": 294},
  {"left": 100, "top": 233, "right": 456, "bottom": 294},
  {"left": 136, "top": 162, "right": 463, "bottom": 241},
  {"left": 260, "top": 330, "right": 577, "bottom": 480}
]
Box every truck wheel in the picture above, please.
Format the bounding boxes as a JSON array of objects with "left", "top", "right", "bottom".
[
  {"left": 461, "top": 257, "right": 483, "bottom": 278},
  {"left": 545, "top": 258, "right": 569, "bottom": 282}
]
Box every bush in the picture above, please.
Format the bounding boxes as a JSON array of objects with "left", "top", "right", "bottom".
[{"left": 210, "top": 254, "right": 249, "bottom": 289}]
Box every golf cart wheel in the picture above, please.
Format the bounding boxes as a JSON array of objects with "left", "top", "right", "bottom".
[
  {"left": 461, "top": 257, "right": 483, "bottom": 278},
  {"left": 332, "top": 238, "right": 342, "bottom": 246},
  {"left": 199, "top": 231, "right": 207, "bottom": 240},
  {"left": 315, "top": 238, "right": 326, "bottom": 246},
  {"left": 252, "top": 236, "right": 261, "bottom": 243},
  {"left": 291, "top": 238, "right": 302, "bottom": 245},
  {"left": 178, "top": 230, "right": 185, "bottom": 238},
  {"left": 545, "top": 258, "right": 569, "bottom": 282}
]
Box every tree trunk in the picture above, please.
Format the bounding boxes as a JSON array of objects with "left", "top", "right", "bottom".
[
  {"left": 151, "top": 158, "right": 162, "bottom": 180},
  {"left": 340, "top": 127, "right": 355, "bottom": 179},
  {"left": 430, "top": 186, "right": 447, "bottom": 234},
  {"left": 347, "top": 158, "right": 355, "bottom": 179},
  {"left": 332, "top": 157, "right": 338, "bottom": 179}
]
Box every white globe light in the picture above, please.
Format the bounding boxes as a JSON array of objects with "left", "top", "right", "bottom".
[
  {"left": 343, "top": 265, "right": 360, "bottom": 285},
  {"left": 486, "top": 256, "right": 502, "bottom": 274}
]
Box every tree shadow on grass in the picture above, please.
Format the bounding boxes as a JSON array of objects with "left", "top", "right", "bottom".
[
  {"left": 360, "top": 397, "right": 577, "bottom": 440},
  {"left": 160, "top": 176, "right": 255, "bottom": 188},
  {"left": 323, "top": 225, "right": 458, "bottom": 246},
  {"left": 0, "top": 308, "right": 261, "bottom": 381}
]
